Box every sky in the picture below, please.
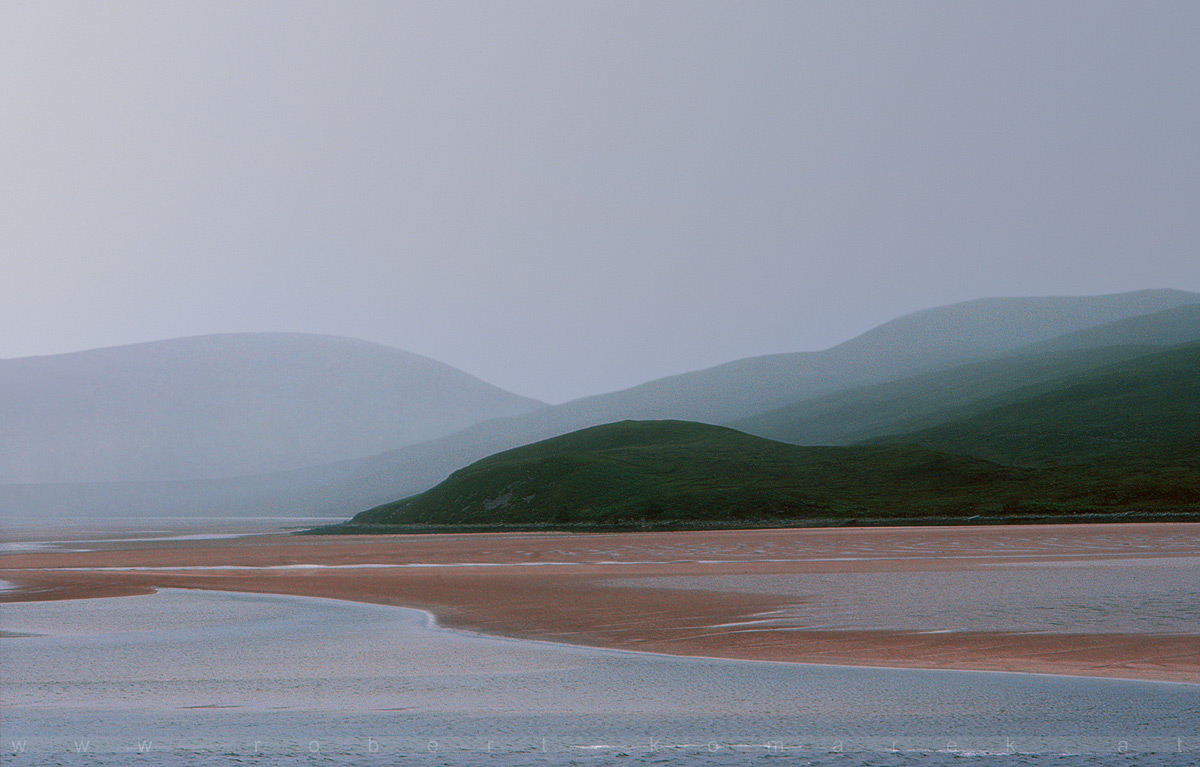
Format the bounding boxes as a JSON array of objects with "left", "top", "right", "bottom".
[{"left": 3, "top": 2, "right": 1198, "bottom": 404}]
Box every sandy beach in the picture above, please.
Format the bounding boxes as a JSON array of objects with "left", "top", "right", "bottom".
[{"left": 2, "top": 523, "right": 1198, "bottom": 684}]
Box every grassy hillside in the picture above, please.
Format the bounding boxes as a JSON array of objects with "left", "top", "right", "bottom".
[
  {"left": 729, "top": 344, "right": 1159, "bottom": 447},
  {"left": 869, "top": 340, "right": 1200, "bottom": 467},
  {"left": 290, "top": 290, "right": 1200, "bottom": 521},
  {"left": 19, "top": 293, "right": 1197, "bottom": 523},
  {"left": 336, "top": 420, "right": 1199, "bottom": 531},
  {"left": 729, "top": 303, "right": 1200, "bottom": 447},
  {"left": 529, "top": 288, "right": 1200, "bottom": 427}
]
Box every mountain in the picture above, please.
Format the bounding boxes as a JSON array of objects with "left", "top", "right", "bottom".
[
  {"left": 868, "top": 339, "right": 1200, "bottom": 467},
  {"left": 343, "top": 421, "right": 1024, "bottom": 527},
  {"left": 285, "top": 288, "right": 1200, "bottom": 505},
  {"left": 0, "top": 333, "right": 544, "bottom": 484},
  {"left": 539, "top": 289, "right": 1200, "bottom": 427},
  {"left": 336, "top": 420, "right": 1199, "bottom": 531},
  {"left": 729, "top": 303, "right": 1200, "bottom": 446},
  {"left": 6, "top": 289, "right": 1197, "bottom": 523}
]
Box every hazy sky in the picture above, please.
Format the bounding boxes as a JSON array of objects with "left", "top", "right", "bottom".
[{"left": 3, "top": 2, "right": 1199, "bottom": 403}]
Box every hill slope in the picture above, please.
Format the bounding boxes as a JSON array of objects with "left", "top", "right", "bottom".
[
  {"left": 543, "top": 289, "right": 1200, "bottom": 426},
  {"left": 7, "top": 290, "right": 1197, "bottom": 521},
  {"left": 869, "top": 340, "right": 1200, "bottom": 467},
  {"left": 310, "top": 289, "right": 1200, "bottom": 506},
  {"left": 348, "top": 421, "right": 1023, "bottom": 527},
  {"left": 0, "top": 333, "right": 544, "bottom": 483},
  {"left": 342, "top": 421, "right": 1200, "bottom": 530},
  {"left": 729, "top": 303, "right": 1200, "bottom": 446}
]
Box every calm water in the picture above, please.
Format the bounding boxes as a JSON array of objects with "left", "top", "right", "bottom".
[
  {"left": 1, "top": 589, "right": 1197, "bottom": 766},
  {"left": 619, "top": 557, "right": 1200, "bottom": 634}
]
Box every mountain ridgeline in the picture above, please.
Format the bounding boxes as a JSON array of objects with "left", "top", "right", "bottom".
[
  {"left": 0, "top": 334, "right": 545, "bottom": 484},
  {"left": 292, "top": 288, "right": 1200, "bottom": 518},
  {"left": 338, "top": 297, "right": 1200, "bottom": 530},
  {"left": 343, "top": 414, "right": 1198, "bottom": 530},
  {"left": 729, "top": 303, "right": 1200, "bottom": 448},
  {"left": 867, "top": 339, "right": 1200, "bottom": 467},
  {"left": 3, "top": 288, "right": 1199, "bottom": 525}
]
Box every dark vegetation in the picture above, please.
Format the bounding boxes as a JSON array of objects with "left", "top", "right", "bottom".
[
  {"left": 332, "top": 339, "right": 1200, "bottom": 533},
  {"left": 315, "top": 311, "right": 1200, "bottom": 533},
  {"left": 868, "top": 340, "right": 1200, "bottom": 467}
]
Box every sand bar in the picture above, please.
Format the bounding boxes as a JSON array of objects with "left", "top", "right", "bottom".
[{"left": 2, "top": 523, "right": 1198, "bottom": 684}]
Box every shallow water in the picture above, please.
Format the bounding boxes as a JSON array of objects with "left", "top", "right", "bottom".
[
  {"left": 1, "top": 589, "right": 1197, "bottom": 765},
  {"left": 0, "top": 516, "right": 338, "bottom": 553},
  {"left": 619, "top": 557, "right": 1200, "bottom": 634}
]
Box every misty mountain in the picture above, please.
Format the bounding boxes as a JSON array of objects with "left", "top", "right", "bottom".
[
  {"left": 0, "top": 333, "right": 544, "bottom": 484},
  {"left": 343, "top": 420, "right": 1027, "bottom": 528},
  {"left": 334, "top": 419, "right": 1199, "bottom": 530},
  {"left": 867, "top": 339, "right": 1200, "bottom": 467},
  {"left": 4, "top": 289, "right": 1198, "bottom": 522},
  {"left": 729, "top": 303, "right": 1200, "bottom": 446},
  {"left": 548, "top": 288, "right": 1200, "bottom": 426},
  {"left": 301, "top": 288, "right": 1200, "bottom": 503}
]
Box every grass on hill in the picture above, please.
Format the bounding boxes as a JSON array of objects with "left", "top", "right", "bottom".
[
  {"left": 731, "top": 304, "right": 1200, "bottom": 449},
  {"left": 334, "top": 420, "right": 1200, "bottom": 532},
  {"left": 868, "top": 340, "right": 1200, "bottom": 467},
  {"left": 728, "top": 344, "right": 1162, "bottom": 447}
]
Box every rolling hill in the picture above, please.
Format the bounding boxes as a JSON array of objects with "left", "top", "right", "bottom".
[
  {"left": 337, "top": 420, "right": 1199, "bottom": 531},
  {"left": 343, "top": 421, "right": 1024, "bottom": 527},
  {"left": 868, "top": 339, "right": 1200, "bottom": 467},
  {"left": 6, "top": 289, "right": 1198, "bottom": 523},
  {"left": 729, "top": 303, "right": 1200, "bottom": 447},
  {"left": 0, "top": 333, "right": 545, "bottom": 483},
  {"left": 301, "top": 289, "right": 1200, "bottom": 506},
  {"left": 533, "top": 288, "right": 1200, "bottom": 427}
]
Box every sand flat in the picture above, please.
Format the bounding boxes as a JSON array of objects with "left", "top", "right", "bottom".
[{"left": 2, "top": 523, "right": 1198, "bottom": 684}]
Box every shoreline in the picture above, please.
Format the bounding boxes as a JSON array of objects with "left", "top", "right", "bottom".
[
  {"left": 312, "top": 511, "right": 1200, "bottom": 535},
  {"left": 2, "top": 523, "right": 1198, "bottom": 685}
]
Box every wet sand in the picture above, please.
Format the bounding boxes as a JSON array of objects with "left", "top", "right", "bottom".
[{"left": 2, "top": 523, "right": 1198, "bottom": 684}]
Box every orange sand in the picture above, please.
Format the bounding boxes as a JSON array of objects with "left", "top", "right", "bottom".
[{"left": 2, "top": 523, "right": 1197, "bottom": 684}]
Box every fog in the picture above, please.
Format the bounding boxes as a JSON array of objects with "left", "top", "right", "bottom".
[{"left": 3, "top": 2, "right": 1198, "bottom": 402}]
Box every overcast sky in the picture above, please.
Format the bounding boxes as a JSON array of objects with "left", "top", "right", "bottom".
[{"left": 3, "top": 2, "right": 1198, "bottom": 403}]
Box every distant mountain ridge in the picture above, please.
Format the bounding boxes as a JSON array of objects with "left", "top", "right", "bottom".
[
  {"left": 339, "top": 419, "right": 1199, "bottom": 531},
  {"left": 3, "top": 288, "right": 1198, "bottom": 522},
  {"left": 345, "top": 420, "right": 1025, "bottom": 527},
  {"left": 730, "top": 303, "right": 1200, "bottom": 446},
  {"left": 289, "top": 288, "right": 1200, "bottom": 504},
  {"left": 548, "top": 288, "right": 1200, "bottom": 426},
  {"left": 0, "top": 333, "right": 545, "bottom": 483},
  {"left": 868, "top": 339, "right": 1200, "bottom": 467}
]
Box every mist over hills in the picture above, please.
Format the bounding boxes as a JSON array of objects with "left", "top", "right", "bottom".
[
  {"left": 730, "top": 303, "right": 1200, "bottom": 447},
  {"left": 346, "top": 421, "right": 1024, "bottom": 528},
  {"left": 344, "top": 313, "right": 1200, "bottom": 530},
  {"left": 341, "top": 417, "right": 1199, "bottom": 531},
  {"left": 869, "top": 339, "right": 1200, "bottom": 467},
  {"left": 2, "top": 288, "right": 1197, "bottom": 523},
  {"left": 0, "top": 333, "right": 544, "bottom": 484},
  {"left": 275, "top": 288, "right": 1200, "bottom": 506},
  {"left": 536, "top": 288, "right": 1200, "bottom": 428}
]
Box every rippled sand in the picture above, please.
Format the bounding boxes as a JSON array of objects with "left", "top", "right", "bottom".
[{"left": 2, "top": 523, "right": 1199, "bottom": 682}]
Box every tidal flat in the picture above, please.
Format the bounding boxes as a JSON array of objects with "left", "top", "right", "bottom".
[
  {"left": 2, "top": 588, "right": 1198, "bottom": 765},
  {"left": 1, "top": 522, "right": 1198, "bottom": 764}
]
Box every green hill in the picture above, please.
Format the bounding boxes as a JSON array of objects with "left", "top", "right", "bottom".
[
  {"left": 869, "top": 340, "right": 1200, "bottom": 467},
  {"left": 326, "top": 314, "right": 1200, "bottom": 533},
  {"left": 335, "top": 420, "right": 1199, "bottom": 531},
  {"left": 729, "top": 344, "right": 1159, "bottom": 447},
  {"left": 729, "top": 303, "right": 1200, "bottom": 447}
]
